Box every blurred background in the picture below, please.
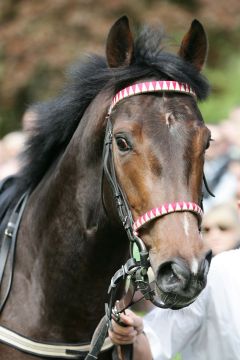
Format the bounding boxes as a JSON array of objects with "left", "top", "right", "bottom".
[{"left": 1, "top": 0, "right": 240, "bottom": 133}]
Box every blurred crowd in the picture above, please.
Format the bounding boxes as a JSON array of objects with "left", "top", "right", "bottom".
[
  {"left": 201, "top": 107, "right": 240, "bottom": 256},
  {"left": 203, "top": 107, "right": 240, "bottom": 212}
]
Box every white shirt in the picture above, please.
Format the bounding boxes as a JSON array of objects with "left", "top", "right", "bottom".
[{"left": 143, "top": 250, "right": 240, "bottom": 360}]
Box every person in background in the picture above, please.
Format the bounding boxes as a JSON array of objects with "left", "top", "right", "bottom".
[
  {"left": 203, "top": 124, "right": 237, "bottom": 212},
  {"left": 109, "top": 203, "right": 240, "bottom": 360},
  {"left": 202, "top": 201, "right": 240, "bottom": 255},
  {"left": 0, "top": 131, "right": 25, "bottom": 180},
  {"left": 0, "top": 109, "right": 37, "bottom": 180}
]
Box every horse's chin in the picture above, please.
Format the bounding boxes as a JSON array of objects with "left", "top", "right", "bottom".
[
  {"left": 168, "top": 299, "right": 196, "bottom": 310},
  {"left": 153, "top": 284, "right": 199, "bottom": 310}
]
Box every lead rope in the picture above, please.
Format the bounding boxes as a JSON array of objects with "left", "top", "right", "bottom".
[{"left": 84, "top": 258, "right": 140, "bottom": 360}]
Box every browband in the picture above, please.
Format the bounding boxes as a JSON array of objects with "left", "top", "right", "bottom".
[{"left": 108, "top": 80, "right": 196, "bottom": 115}]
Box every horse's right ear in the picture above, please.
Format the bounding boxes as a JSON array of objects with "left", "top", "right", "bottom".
[
  {"left": 106, "top": 16, "right": 134, "bottom": 68},
  {"left": 178, "top": 19, "right": 208, "bottom": 71}
]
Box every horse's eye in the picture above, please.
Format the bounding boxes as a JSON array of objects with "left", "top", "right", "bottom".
[
  {"left": 206, "top": 137, "right": 213, "bottom": 150},
  {"left": 115, "top": 137, "right": 131, "bottom": 152}
]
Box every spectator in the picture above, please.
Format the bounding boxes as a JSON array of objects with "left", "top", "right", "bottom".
[
  {"left": 0, "top": 131, "right": 25, "bottom": 180},
  {"left": 109, "top": 248, "right": 240, "bottom": 360},
  {"left": 203, "top": 124, "right": 236, "bottom": 212},
  {"left": 0, "top": 108, "right": 37, "bottom": 180},
  {"left": 202, "top": 201, "right": 240, "bottom": 255}
]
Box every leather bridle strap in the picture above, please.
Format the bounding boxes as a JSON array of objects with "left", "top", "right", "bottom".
[
  {"left": 0, "top": 191, "right": 114, "bottom": 359},
  {"left": 85, "top": 258, "right": 139, "bottom": 360},
  {"left": 0, "top": 325, "right": 113, "bottom": 359},
  {"left": 102, "top": 79, "right": 203, "bottom": 308},
  {"left": 0, "top": 191, "right": 29, "bottom": 312},
  {"left": 86, "top": 80, "right": 200, "bottom": 360}
]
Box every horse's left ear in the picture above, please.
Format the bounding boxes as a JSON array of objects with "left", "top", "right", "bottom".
[
  {"left": 106, "top": 16, "right": 134, "bottom": 68},
  {"left": 178, "top": 19, "right": 208, "bottom": 71}
]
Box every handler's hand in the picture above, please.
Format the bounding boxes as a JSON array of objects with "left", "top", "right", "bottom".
[{"left": 108, "top": 309, "right": 144, "bottom": 345}]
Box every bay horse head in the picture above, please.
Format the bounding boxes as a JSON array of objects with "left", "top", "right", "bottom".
[{"left": 103, "top": 17, "right": 211, "bottom": 309}]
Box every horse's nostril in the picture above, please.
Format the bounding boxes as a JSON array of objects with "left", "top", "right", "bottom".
[
  {"left": 171, "top": 261, "right": 190, "bottom": 285},
  {"left": 199, "top": 250, "right": 212, "bottom": 281},
  {"left": 205, "top": 250, "right": 212, "bottom": 266},
  {"left": 157, "top": 259, "right": 190, "bottom": 293}
]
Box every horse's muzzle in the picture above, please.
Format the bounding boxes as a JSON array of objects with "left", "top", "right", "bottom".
[{"left": 155, "top": 251, "right": 212, "bottom": 309}]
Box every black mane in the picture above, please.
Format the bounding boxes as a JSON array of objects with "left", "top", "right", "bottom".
[{"left": 5, "top": 25, "right": 210, "bottom": 208}]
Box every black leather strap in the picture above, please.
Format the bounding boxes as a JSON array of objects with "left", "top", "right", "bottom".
[
  {"left": 0, "top": 191, "right": 29, "bottom": 312},
  {"left": 84, "top": 315, "right": 109, "bottom": 360},
  {"left": 83, "top": 257, "right": 140, "bottom": 360}
]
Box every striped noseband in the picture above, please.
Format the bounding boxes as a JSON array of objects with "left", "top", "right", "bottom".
[{"left": 133, "top": 201, "right": 203, "bottom": 235}]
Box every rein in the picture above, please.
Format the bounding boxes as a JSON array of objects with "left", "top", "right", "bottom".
[{"left": 0, "top": 80, "right": 209, "bottom": 360}]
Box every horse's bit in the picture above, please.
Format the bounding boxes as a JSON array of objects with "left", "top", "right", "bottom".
[{"left": 0, "top": 80, "right": 210, "bottom": 359}]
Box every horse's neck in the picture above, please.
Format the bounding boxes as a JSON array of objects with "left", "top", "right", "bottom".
[{"left": 2, "top": 116, "right": 129, "bottom": 343}]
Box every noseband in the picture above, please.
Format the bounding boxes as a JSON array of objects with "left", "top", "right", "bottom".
[
  {"left": 133, "top": 201, "right": 203, "bottom": 234},
  {"left": 103, "top": 80, "right": 203, "bottom": 307}
]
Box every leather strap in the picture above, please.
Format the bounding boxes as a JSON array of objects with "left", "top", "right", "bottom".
[
  {"left": 0, "top": 325, "right": 113, "bottom": 359},
  {"left": 0, "top": 191, "right": 29, "bottom": 312},
  {"left": 84, "top": 259, "right": 140, "bottom": 360}
]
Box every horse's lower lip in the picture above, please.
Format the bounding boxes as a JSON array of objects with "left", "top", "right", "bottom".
[
  {"left": 155, "top": 294, "right": 196, "bottom": 309},
  {"left": 168, "top": 298, "right": 196, "bottom": 309},
  {"left": 154, "top": 283, "right": 198, "bottom": 309}
]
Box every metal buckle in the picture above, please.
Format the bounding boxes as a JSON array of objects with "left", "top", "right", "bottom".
[{"left": 4, "top": 226, "right": 14, "bottom": 238}]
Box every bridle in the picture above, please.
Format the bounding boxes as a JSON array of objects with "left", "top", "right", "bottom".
[
  {"left": 103, "top": 80, "right": 203, "bottom": 300},
  {"left": 86, "top": 80, "right": 206, "bottom": 359},
  {"left": 0, "top": 80, "right": 208, "bottom": 359}
]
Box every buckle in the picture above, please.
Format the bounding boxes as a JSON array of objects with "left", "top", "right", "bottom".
[{"left": 4, "top": 223, "right": 14, "bottom": 238}]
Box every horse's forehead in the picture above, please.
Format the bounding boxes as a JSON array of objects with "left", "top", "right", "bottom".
[
  {"left": 114, "top": 93, "right": 199, "bottom": 117},
  {"left": 113, "top": 93, "right": 203, "bottom": 132}
]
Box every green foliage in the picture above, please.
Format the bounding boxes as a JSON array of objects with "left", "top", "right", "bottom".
[
  {"left": 172, "top": 354, "right": 182, "bottom": 360},
  {"left": 199, "top": 54, "right": 240, "bottom": 124}
]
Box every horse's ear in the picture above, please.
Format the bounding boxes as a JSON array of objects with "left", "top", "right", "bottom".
[
  {"left": 178, "top": 19, "right": 208, "bottom": 71},
  {"left": 106, "top": 16, "right": 134, "bottom": 68}
]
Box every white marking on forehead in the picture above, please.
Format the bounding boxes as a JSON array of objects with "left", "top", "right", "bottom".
[
  {"left": 165, "top": 112, "right": 172, "bottom": 128},
  {"left": 184, "top": 104, "right": 193, "bottom": 115},
  {"left": 183, "top": 213, "right": 190, "bottom": 237},
  {"left": 191, "top": 258, "right": 199, "bottom": 275}
]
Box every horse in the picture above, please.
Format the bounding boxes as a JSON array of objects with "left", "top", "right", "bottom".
[{"left": 0, "top": 16, "right": 211, "bottom": 360}]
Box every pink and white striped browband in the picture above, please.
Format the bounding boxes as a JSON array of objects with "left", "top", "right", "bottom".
[
  {"left": 133, "top": 201, "right": 203, "bottom": 234},
  {"left": 108, "top": 81, "right": 196, "bottom": 115}
]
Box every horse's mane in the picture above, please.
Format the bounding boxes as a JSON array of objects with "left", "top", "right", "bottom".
[{"left": 4, "top": 25, "right": 210, "bottom": 209}]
